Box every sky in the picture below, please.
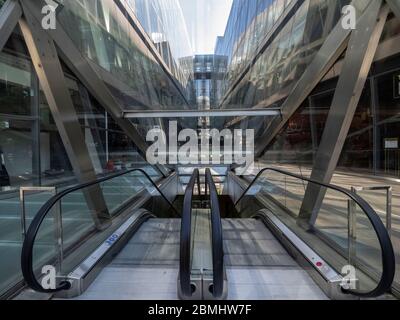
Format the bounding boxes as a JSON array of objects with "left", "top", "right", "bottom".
[{"left": 178, "top": 0, "right": 233, "bottom": 54}]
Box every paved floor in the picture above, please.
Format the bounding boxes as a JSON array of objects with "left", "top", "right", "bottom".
[
  {"left": 75, "top": 266, "right": 179, "bottom": 300},
  {"left": 223, "top": 219, "right": 327, "bottom": 300},
  {"left": 75, "top": 219, "right": 181, "bottom": 300},
  {"left": 227, "top": 268, "right": 327, "bottom": 300}
]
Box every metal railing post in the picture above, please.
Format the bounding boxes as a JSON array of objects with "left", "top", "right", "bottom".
[
  {"left": 54, "top": 187, "right": 64, "bottom": 273},
  {"left": 351, "top": 185, "right": 393, "bottom": 235},
  {"left": 348, "top": 187, "right": 358, "bottom": 265},
  {"left": 386, "top": 187, "right": 392, "bottom": 237}
]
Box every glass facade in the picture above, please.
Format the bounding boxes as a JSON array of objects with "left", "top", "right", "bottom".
[
  {"left": 56, "top": 0, "right": 193, "bottom": 110},
  {"left": 180, "top": 55, "right": 228, "bottom": 110},
  {"left": 216, "top": 0, "right": 297, "bottom": 103},
  {"left": 216, "top": 0, "right": 362, "bottom": 110},
  {"left": 130, "top": 0, "right": 193, "bottom": 87}
]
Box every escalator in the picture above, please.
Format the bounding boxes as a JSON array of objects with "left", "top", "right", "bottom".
[
  {"left": 19, "top": 168, "right": 225, "bottom": 300},
  {"left": 226, "top": 167, "right": 395, "bottom": 299},
  {"left": 18, "top": 167, "right": 396, "bottom": 300},
  {"left": 178, "top": 168, "right": 226, "bottom": 300},
  {"left": 20, "top": 168, "right": 181, "bottom": 298}
]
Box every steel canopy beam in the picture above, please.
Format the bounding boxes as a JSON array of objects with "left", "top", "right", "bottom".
[
  {"left": 123, "top": 109, "right": 281, "bottom": 119},
  {"left": 298, "top": 1, "right": 389, "bottom": 226},
  {"left": 254, "top": 0, "right": 371, "bottom": 157},
  {"left": 19, "top": 5, "right": 111, "bottom": 229},
  {"left": 0, "top": 0, "right": 22, "bottom": 51}
]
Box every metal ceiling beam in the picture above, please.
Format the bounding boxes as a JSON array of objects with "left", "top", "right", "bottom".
[
  {"left": 0, "top": 0, "right": 22, "bottom": 51},
  {"left": 254, "top": 0, "right": 371, "bottom": 158},
  {"left": 298, "top": 1, "right": 389, "bottom": 226},
  {"left": 123, "top": 109, "right": 281, "bottom": 119},
  {"left": 21, "top": 0, "right": 168, "bottom": 177},
  {"left": 19, "top": 4, "right": 111, "bottom": 229}
]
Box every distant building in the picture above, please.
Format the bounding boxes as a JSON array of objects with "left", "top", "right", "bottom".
[{"left": 180, "top": 55, "right": 228, "bottom": 110}]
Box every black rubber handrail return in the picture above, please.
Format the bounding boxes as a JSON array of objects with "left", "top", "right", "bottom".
[
  {"left": 21, "top": 168, "right": 179, "bottom": 293},
  {"left": 234, "top": 167, "right": 395, "bottom": 298},
  {"left": 205, "top": 168, "right": 224, "bottom": 298}
]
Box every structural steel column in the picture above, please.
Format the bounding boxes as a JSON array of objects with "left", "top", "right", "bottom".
[
  {"left": 0, "top": 0, "right": 22, "bottom": 51},
  {"left": 298, "top": 1, "right": 389, "bottom": 226},
  {"left": 18, "top": 7, "right": 111, "bottom": 229}
]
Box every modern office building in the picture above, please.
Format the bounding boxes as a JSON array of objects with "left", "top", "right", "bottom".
[
  {"left": 180, "top": 54, "right": 228, "bottom": 128},
  {"left": 0, "top": 0, "right": 399, "bottom": 301}
]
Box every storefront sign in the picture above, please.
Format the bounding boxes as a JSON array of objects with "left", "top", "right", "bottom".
[{"left": 384, "top": 138, "right": 398, "bottom": 149}]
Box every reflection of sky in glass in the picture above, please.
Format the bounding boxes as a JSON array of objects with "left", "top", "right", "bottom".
[{"left": 179, "top": 0, "right": 233, "bottom": 54}]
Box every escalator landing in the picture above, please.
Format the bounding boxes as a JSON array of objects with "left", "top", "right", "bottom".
[
  {"left": 73, "top": 219, "right": 180, "bottom": 300},
  {"left": 223, "top": 219, "right": 328, "bottom": 300}
]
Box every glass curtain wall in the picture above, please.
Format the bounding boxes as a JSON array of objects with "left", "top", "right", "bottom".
[
  {"left": 129, "top": 0, "right": 193, "bottom": 89},
  {"left": 217, "top": 0, "right": 351, "bottom": 110},
  {"left": 56, "top": 0, "right": 192, "bottom": 110},
  {"left": 216, "top": 0, "right": 297, "bottom": 102}
]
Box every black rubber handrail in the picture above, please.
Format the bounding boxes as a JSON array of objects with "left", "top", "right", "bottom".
[
  {"left": 234, "top": 167, "right": 395, "bottom": 298},
  {"left": 179, "top": 168, "right": 200, "bottom": 297},
  {"left": 21, "top": 168, "right": 179, "bottom": 293},
  {"left": 205, "top": 168, "right": 224, "bottom": 298}
]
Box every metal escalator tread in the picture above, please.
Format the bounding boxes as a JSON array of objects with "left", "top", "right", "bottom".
[
  {"left": 222, "top": 219, "right": 298, "bottom": 268},
  {"left": 191, "top": 209, "right": 213, "bottom": 272},
  {"left": 71, "top": 218, "right": 181, "bottom": 300},
  {"left": 111, "top": 219, "right": 181, "bottom": 267}
]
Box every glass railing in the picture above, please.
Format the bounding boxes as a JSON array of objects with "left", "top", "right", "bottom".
[
  {"left": 235, "top": 167, "right": 395, "bottom": 297},
  {"left": 0, "top": 188, "right": 56, "bottom": 297},
  {"left": 21, "top": 169, "right": 178, "bottom": 294}
]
